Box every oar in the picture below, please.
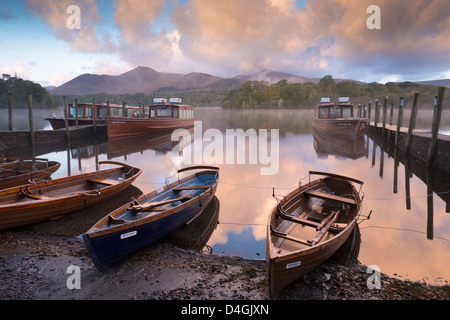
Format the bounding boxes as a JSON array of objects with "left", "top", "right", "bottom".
[{"left": 131, "top": 196, "right": 191, "bottom": 213}]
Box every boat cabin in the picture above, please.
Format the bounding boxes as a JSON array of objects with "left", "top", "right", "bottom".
[
  {"left": 147, "top": 98, "right": 194, "bottom": 119},
  {"left": 315, "top": 97, "right": 354, "bottom": 119},
  {"left": 69, "top": 103, "right": 139, "bottom": 119}
]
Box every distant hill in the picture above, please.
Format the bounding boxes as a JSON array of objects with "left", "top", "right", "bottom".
[
  {"left": 52, "top": 65, "right": 447, "bottom": 96},
  {"left": 413, "top": 79, "right": 450, "bottom": 88},
  {"left": 234, "top": 69, "right": 316, "bottom": 84},
  {"left": 50, "top": 66, "right": 184, "bottom": 95}
]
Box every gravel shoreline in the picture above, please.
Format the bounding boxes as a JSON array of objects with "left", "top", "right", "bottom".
[{"left": 1, "top": 229, "right": 448, "bottom": 301}]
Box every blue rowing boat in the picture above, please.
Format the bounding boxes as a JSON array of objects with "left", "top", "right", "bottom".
[{"left": 82, "top": 165, "right": 219, "bottom": 271}]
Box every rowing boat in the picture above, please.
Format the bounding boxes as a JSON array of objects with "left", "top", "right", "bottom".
[
  {"left": 0, "top": 158, "right": 61, "bottom": 190},
  {"left": 83, "top": 165, "right": 219, "bottom": 271},
  {"left": 267, "top": 171, "right": 364, "bottom": 297},
  {"left": 0, "top": 161, "right": 141, "bottom": 231}
]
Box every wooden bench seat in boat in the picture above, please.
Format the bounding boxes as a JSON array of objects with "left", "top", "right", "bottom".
[
  {"left": 305, "top": 190, "right": 356, "bottom": 205},
  {"left": 87, "top": 177, "right": 119, "bottom": 186},
  {"left": 23, "top": 193, "right": 51, "bottom": 200},
  {"left": 272, "top": 210, "right": 341, "bottom": 246}
]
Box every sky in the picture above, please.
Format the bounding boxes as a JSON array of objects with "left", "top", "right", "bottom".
[{"left": 1, "top": 0, "right": 450, "bottom": 87}]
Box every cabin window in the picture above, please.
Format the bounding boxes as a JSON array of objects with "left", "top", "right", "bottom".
[
  {"left": 342, "top": 107, "right": 352, "bottom": 118},
  {"left": 69, "top": 107, "right": 76, "bottom": 118},
  {"left": 157, "top": 106, "right": 171, "bottom": 117},
  {"left": 173, "top": 107, "right": 179, "bottom": 118},
  {"left": 150, "top": 108, "right": 155, "bottom": 118},
  {"left": 77, "top": 107, "right": 84, "bottom": 117},
  {"left": 318, "top": 108, "right": 328, "bottom": 119},
  {"left": 99, "top": 107, "right": 107, "bottom": 118},
  {"left": 330, "top": 106, "right": 341, "bottom": 117},
  {"left": 86, "top": 107, "right": 92, "bottom": 118}
]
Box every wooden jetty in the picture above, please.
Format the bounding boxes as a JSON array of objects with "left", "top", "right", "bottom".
[{"left": 365, "top": 88, "right": 449, "bottom": 173}]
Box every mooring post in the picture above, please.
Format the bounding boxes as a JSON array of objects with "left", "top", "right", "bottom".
[
  {"left": 374, "top": 100, "right": 380, "bottom": 128},
  {"left": 389, "top": 102, "right": 394, "bottom": 126},
  {"left": 122, "top": 101, "right": 126, "bottom": 117},
  {"left": 75, "top": 98, "right": 79, "bottom": 126},
  {"left": 63, "top": 96, "right": 70, "bottom": 141},
  {"left": 427, "top": 87, "right": 446, "bottom": 167},
  {"left": 382, "top": 97, "right": 387, "bottom": 140},
  {"left": 405, "top": 93, "right": 419, "bottom": 154},
  {"left": 394, "top": 97, "right": 404, "bottom": 147},
  {"left": 368, "top": 102, "right": 372, "bottom": 124},
  {"left": 92, "top": 99, "right": 97, "bottom": 136},
  {"left": 27, "top": 93, "right": 34, "bottom": 141},
  {"left": 8, "top": 92, "right": 13, "bottom": 131}
]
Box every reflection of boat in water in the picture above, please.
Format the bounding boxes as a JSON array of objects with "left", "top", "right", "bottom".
[
  {"left": 313, "top": 97, "right": 368, "bottom": 139},
  {"left": 267, "top": 171, "right": 364, "bottom": 297},
  {"left": 163, "top": 196, "right": 220, "bottom": 250},
  {"left": 313, "top": 127, "right": 367, "bottom": 160},
  {"left": 107, "top": 128, "right": 194, "bottom": 158}
]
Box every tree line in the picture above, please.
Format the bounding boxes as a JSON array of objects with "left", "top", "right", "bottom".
[
  {"left": 221, "top": 75, "right": 447, "bottom": 109},
  {"left": 0, "top": 74, "right": 54, "bottom": 108},
  {"left": 1, "top": 73, "right": 447, "bottom": 110}
]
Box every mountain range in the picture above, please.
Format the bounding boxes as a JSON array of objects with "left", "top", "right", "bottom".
[{"left": 49, "top": 66, "right": 450, "bottom": 95}]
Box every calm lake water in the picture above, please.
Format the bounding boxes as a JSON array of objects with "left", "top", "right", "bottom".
[{"left": 1, "top": 106, "right": 449, "bottom": 285}]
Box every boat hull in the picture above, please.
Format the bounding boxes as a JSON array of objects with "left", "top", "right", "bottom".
[
  {"left": 0, "top": 162, "right": 141, "bottom": 231},
  {"left": 267, "top": 219, "right": 357, "bottom": 297},
  {"left": 312, "top": 118, "right": 368, "bottom": 138},
  {"left": 83, "top": 191, "right": 216, "bottom": 271},
  {"left": 0, "top": 159, "right": 61, "bottom": 190},
  {"left": 267, "top": 171, "right": 363, "bottom": 297},
  {"left": 107, "top": 117, "right": 195, "bottom": 138},
  {"left": 83, "top": 166, "right": 219, "bottom": 271},
  {"left": 45, "top": 118, "right": 105, "bottom": 130}
]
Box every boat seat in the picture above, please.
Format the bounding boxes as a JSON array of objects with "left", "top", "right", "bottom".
[
  {"left": 173, "top": 185, "right": 211, "bottom": 192},
  {"left": 87, "top": 177, "right": 119, "bottom": 186},
  {"left": 24, "top": 193, "right": 50, "bottom": 200},
  {"left": 305, "top": 190, "right": 356, "bottom": 205},
  {"left": 108, "top": 216, "right": 127, "bottom": 225},
  {"left": 19, "top": 187, "right": 50, "bottom": 200}
]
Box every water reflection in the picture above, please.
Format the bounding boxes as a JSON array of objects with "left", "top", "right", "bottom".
[{"left": 1, "top": 107, "right": 449, "bottom": 285}]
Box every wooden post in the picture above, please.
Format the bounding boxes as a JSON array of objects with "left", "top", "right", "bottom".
[
  {"left": 27, "top": 93, "right": 34, "bottom": 143},
  {"left": 405, "top": 93, "right": 419, "bottom": 153},
  {"left": 368, "top": 102, "right": 372, "bottom": 124},
  {"left": 122, "top": 101, "right": 126, "bottom": 117},
  {"left": 75, "top": 98, "right": 79, "bottom": 126},
  {"left": 382, "top": 97, "right": 387, "bottom": 139},
  {"left": 394, "top": 97, "right": 404, "bottom": 147},
  {"left": 389, "top": 103, "right": 394, "bottom": 126},
  {"left": 426, "top": 169, "right": 433, "bottom": 239},
  {"left": 92, "top": 99, "right": 97, "bottom": 136},
  {"left": 427, "top": 87, "right": 446, "bottom": 167},
  {"left": 374, "top": 101, "right": 379, "bottom": 127},
  {"left": 8, "top": 92, "right": 13, "bottom": 131},
  {"left": 63, "top": 96, "right": 70, "bottom": 141}
]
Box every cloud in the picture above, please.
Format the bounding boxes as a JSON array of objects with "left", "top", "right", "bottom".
[
  {"left": 1, "top": 61, "right": 28, "bottom": 78},
  {"left": 170, "top": 0, "right": 450, "bottom": 79},
  {"left": 24, "top": 0, "right": 450, "bottom": 82},
  {"left": 26, "top": 0, "right": 115, "bottom": 53}
]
